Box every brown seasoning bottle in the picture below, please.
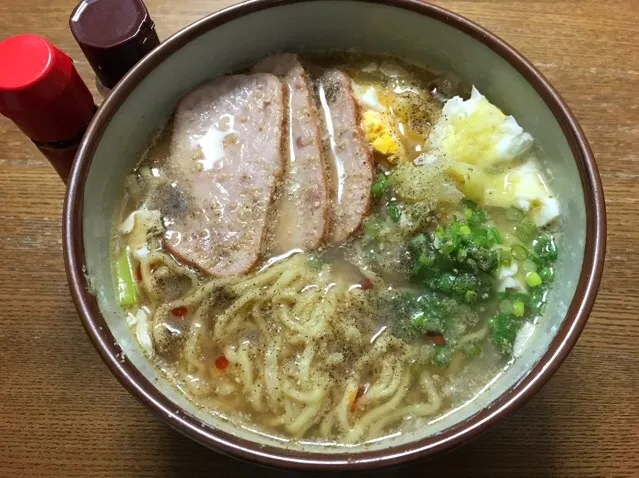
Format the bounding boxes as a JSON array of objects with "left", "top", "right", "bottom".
[{"left": 70, "top": 0, "right": 160, "bottom": 97}]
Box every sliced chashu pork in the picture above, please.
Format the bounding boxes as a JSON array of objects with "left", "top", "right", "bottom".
[
  {"left": 253, "top": 54, "right": 330, "bottom": 252},
  {"left": 163, "top": 74, "right": 285, "bottom": 277},
  {"left": 317, "top": 69, "right": 374, "bottom": 244}
]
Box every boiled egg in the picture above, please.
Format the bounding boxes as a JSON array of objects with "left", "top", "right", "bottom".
[
  {"left": 362, "top": 110, "right": 399, "bottom": 156},
  {"left": 483, "top": 160, "right": 559, "bottom": 227},
  {"left": 354, "top": 84, "right": 404, "bottom": 160},
  {"left": 422, "top": 86, "right": 559, "bottom": 226},
  {"left": 449, "top": 159, "right": 559, "bottom": 227},
  {"left": 425, "top": 86, "right": 533, "bottom": 169},
  {"left": 496, "top": 261, "right": 526, "bottom": 292},
  {"left": 353, "top": 84, "right": 387, "bottom": 113}
]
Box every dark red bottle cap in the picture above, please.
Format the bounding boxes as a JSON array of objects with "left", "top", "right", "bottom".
[
  {"left": 70, "top": 0, "right": 160, "bottom": 90},
  {"left": 0, "top": 34, "right": 95, "bottom": 143}
]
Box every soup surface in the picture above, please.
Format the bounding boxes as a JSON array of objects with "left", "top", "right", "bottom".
[{"left": 113, "top": 53, "right": 560, "bottom": 445}]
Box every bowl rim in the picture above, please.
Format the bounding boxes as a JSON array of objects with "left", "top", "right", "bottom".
[{"left": 63, "top": 0, "right": 606, "bottom": 471}]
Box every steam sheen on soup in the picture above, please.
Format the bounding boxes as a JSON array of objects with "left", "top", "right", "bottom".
[{"left": 113, "top": 53, "right": 560, "bottom": 445}]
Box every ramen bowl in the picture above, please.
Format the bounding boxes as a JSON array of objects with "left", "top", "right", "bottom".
[{"left": 63, "top": 0, "right": 606, "bottom": 470}]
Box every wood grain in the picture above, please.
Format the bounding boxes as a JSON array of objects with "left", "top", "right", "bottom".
[{"left": 0, "top": 1, "right": 637, "bottom": 477}]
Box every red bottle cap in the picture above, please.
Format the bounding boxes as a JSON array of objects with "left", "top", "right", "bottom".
[
  {"left": 0, "top": 34, "right": 95, "bottom": 143},
  {"left": 70, "top": 0, "right": 160, "bottom": 90}
]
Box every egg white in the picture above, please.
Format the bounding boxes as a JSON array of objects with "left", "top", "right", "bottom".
[
  {"left": 426, "top": 86, "right": 534, "bottom": 169},
  {"left": 419, "top": 86, "right": 559, "bottom": 226}
]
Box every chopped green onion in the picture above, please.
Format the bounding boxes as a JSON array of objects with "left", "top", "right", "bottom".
[
  {"left": 364, "top": 218, "right": 384, "bottom": 239},
  {"left": 116, "top": 248, "right": 138, "bottom": 307},
  {"left": 419, "top": 253, "right": 434, "bottom": 266},
  {"left": 506, "top": 207, "right": 525, "bottom": 222},
  {"left": 533, "top": 234, "right": 558, "bottom": 264},
  {"left": 487, "top": 227, "right": 503, "bottom": 245},
  {"left": 406, "top": 204, "right": 500, "bottom": 304},
  {"left": 515, "top": 219, "right": 538, "bottom": 243},
  {"left": 432, "top": 345, "right": 451, "bottom": 367},
  {"left": 511, "top": 244, "right": 528, "bottom": 262},
  {"left": 539, "top": 266, "right": 555, "bottom": 282},
  {"left": 410, "top": 260, "right": 427, "bottom": 278},
  {"left": 512, "top": 300, "right": 525, "bottom": 317},
  {"left": 387, "top": 201, "right": 401, "bottom": 222},
  {"left": 473, "top": 227, "right": 488, "bottom": 242},
  {"left": 436, "top": 272, "right": 456, "bottom": 293},
  {"left": 464, "top": 208, "right": 473, "bottom": 220},
  {"left": 456, "top": 248, "right": 468, "bottom": 262},
  {"left": 489, "top": 312, "right": 522, "bottom": 355},
  {"left": 408, "top": 233, "right": 427, "bottom": 252},
  {"left": 531, "top": 288, "right": 547, "bottom": 313},
  {"left": 463, "top": 342, "right": 482, "bottom": 360},
  {"left": 522, "top": 259, "right": 538, "bottom": 274},
  {"left": 498, "top": 248, "right": 513, "bottom": 267},
  {"left": 461, "top": 199, "right": 479, "bottom": 210},
  {"left": 526, "top": 271, "right": 543, "bottom": 288},
  {"left": 411, "top": 310, "right": 426, "bottom": 326},
  {"left": 469, "top": 209, "right": 489, "bottom": 227},
  {"left": 439, "top": 240, "right": 456, "bottom": 256},
  {"left": 371, "top": 172, "right": 391, "bottom": 197},
  {"left": 498, "top": 291, "right": 530, "bottom": 305},
  {"left": 500, "top": 299, "right": 514, "bottom": 314}
]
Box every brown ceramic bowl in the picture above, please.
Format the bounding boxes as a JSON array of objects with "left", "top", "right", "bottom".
[{"left": 62, "top": 0, "right": 606, "bottom": 471}]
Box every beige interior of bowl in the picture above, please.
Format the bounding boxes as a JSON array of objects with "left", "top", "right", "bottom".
[{"left": 82, "top": 0, "right": 586, "bottom": 453}]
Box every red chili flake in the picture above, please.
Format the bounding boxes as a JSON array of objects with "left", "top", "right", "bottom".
[
  {"left": 359, "top": 278, "right": 374, "bottom": 290},
  {"left": 350, "top": 384, "right": 368, "bottom": 412},
  {"left": 171, "top": 306, "right": 188, "bottom": 317},
  {"left": 215, "top": 355, "right": 229, "bottom": 370},
  {"left": 135, "top": 263, "right": 143, "bottom": 282},
  {"left": 426, "top": 331, "right": 446, "bottom": 346}
]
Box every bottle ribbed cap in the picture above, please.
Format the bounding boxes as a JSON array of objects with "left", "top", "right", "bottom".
[{"left": 0, "top": 34, "right": 95, "bottom": 143}]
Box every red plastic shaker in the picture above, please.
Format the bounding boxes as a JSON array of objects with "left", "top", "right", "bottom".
[{"left": 0, "top": 34, "right": 96, "bottom": 182}]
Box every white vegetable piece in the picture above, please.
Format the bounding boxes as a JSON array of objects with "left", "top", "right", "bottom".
[{"left": 127, "top": 309, "right": 153, "bottom": 354}]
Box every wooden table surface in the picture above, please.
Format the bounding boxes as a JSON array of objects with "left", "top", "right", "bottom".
[{"left": 1, "top": 1, "right": 637, "bottom": 476}]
